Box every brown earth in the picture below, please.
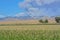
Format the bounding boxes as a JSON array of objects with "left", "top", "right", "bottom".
[{"left": 0, "top": 20, "right": 40, "bottom": 24}]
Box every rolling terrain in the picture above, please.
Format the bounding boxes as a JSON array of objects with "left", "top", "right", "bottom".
[{"left": 0, "top": 16, "right": 60, "bottom": 40}]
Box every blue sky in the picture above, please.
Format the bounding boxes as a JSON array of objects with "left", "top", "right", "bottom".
[
  {"left": 0, "top": 0, "right": 60, "bottom": 18},
  {"left": 0, "top": 0, "right": 24, "bottom": 17}
]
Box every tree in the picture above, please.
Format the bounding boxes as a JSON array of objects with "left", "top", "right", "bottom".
[
  {"left": 39, "top": 19, "right": 48, "bottom": 23},
  {"left": 39, "top": 19, "right": 43, "bottom": 23},
  {"left": 55, "top": 17, "right": 60, "bottom": 23},
  {"left": 45, "top": 19, "right": 48, "bottom": 23}
]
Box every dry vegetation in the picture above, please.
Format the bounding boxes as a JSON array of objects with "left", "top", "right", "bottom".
[
  {"left": 0, "top": 20, "right": 60, "bottom": 40},
  {"left": 0, "top": 19, "right": 57, "bottom": 25},
  {"left": 0, "top": 23, "right": 60, "bottom": 40},
  {"left": 0, "top": 20, "right": 40, "bottom": 24},
  {"left": 0, "top": 25, "right": 60, "bottom": 40},
  {"left": 0, "top": 25, "right": 60, "bottom": 30}
]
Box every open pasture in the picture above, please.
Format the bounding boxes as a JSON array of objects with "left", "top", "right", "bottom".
[
  {"left": 0, "top": 24, "right": 60, "bottom": 40},
  {"left": 0, "top": 24, "right": 60, "bottom": 30}
]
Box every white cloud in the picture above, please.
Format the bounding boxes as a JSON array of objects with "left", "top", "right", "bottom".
[
  {"left": 19, "top": 0, "right": 60, "bottom": 18},
  {"left": 15, "top": 12, "right": 28, "bottom": 17},
  {"left": 41, "top": 0, "right": 57, "bottom": 4},
  {"left": 19, "top": 0, "right": 59, "bottom": 7}
]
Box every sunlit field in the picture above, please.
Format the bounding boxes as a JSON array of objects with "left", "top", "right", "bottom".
[
  {"left": 0, "top": 24, "right": 60, "bottom": 40},
  {"left": 0, "top": 24, "right": 60, "bottom": 30}
]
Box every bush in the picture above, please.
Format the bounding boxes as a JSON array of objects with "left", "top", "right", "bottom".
[
  {"left": 39, "top": 19, "right": 48, "bottom": 23},
  {"left": 39, "top": 19, "right": 43, "bottom": 23},
  {"left": 45, "top": 19, "right": 48, "bottom": 23},
  {"left": 55, "top": 17, "right": 60, "bottom": 23}
]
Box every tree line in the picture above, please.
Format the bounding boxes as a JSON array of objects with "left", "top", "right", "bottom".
[{"left": 39, "top": 16, "right": 60, "bottom": 23}]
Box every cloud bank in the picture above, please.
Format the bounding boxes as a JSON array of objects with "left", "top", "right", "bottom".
[
  {"left": 18, "top": 0, "right": 60, "bottom": 18},
  {"left": 15, "top": 12, "right": 29, "bottom": 17}
]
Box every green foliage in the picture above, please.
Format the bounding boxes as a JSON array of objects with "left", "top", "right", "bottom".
[
  {"left": 39, "top": 19, "right": 43, "bottom": 23},
  {"left": 45, "top": 19, "right": 48, "bottom": 23},
  {"left": 55, "top": 17, "right": 60, "bottom": 23},
  {"left": 0, "top": 30, "right": 60, "bottom": 40},
  {"left": 39, "top": 19, "right": 48, "bottom": 23}
]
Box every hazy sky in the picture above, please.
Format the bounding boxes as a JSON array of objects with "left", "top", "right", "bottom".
[{"left": 0, "top": 0, "right": 60, "bottom": 18}]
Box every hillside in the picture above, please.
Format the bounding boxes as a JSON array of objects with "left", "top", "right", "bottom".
[{"left": 0, "top": 16, "right": 56, "bottom": 24}]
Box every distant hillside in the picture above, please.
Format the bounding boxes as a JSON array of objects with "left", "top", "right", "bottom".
[
  {"left": 0, "top": 16, "right": 56, "bottom": 24},
  {"left": 0, "top": 16, "right": 33, "bottom": 21},
  {"left": 0, "top": 16, "right": 39, "bottom": 24}
]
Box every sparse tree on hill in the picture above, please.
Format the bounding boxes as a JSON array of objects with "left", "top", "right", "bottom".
[
  {"left": 39, "top": 19, "right": 48, "bottom": 23},
  {"left": 55, "top": 17, "right": 60, "bottom": 23},
  {"left": 45, "top": 19, "right": 48, "bottom": 23},
  {"left": 39, "top": 19, "right": 43, "bottom": 23}
]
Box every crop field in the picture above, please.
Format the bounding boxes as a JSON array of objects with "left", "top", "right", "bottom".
[{"left": 0, "top": 24, "right": 60, "bottom": 40}]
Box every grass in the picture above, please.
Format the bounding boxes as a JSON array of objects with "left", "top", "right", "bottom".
[
  {"left": 0, "top": 25, "right": 60, "bottom": 40},
  {"left": 0, "top": 30, "right": 60, "bottom": 40},
  {"left": 0, "top": 25, "right": 60, "bottom": 30}
]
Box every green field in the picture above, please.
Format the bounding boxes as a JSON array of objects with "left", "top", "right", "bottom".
[
  {"left": 0, "top": 25, "right": 60, "bottom": 40},
  {"left": 0, "top": 30, "right": 60, "bottom": 40}
]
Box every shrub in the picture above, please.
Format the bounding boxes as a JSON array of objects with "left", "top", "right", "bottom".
[
  {"left": 39, "top": 19, "right": 43, "bottom": 23},
  {"left": 45, "top": 19, "right": 48, "bottom": 23},
  {"left": 39, "top": 19, "right": 48, "bottom": 23},
  {"left": 55, "top": 17, "right": 60, "bottom": 23}
]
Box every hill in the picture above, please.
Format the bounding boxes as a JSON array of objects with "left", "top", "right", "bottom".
[{"left": 0, "top": 16, "right": 56, "bottom": 24}]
